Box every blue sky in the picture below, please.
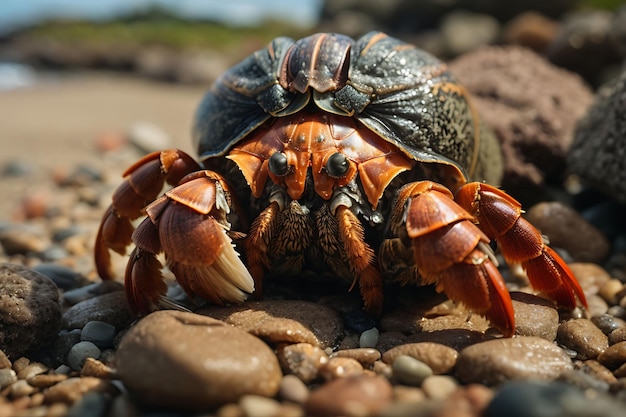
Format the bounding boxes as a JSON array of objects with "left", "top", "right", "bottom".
[{"left": 0, "top": 0, "right": 323, "bottom": 34}]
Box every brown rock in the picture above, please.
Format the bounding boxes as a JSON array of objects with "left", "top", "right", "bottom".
[
  {"left": 305, "top": 374, "right": 393, "bottom": 417},
  {"left": 200, "top": 300, "right": 343, "bottom": 349},
  {"left": 277, "top": 343, "right": 328, "bottom": 383},
  {"left": 525, "top": 202, "right": 610, "bottom": 263},
  {"left": 557, "top": 319, "right": 609, "bottom": 359},
  {"left": 450, "top": 46, "right": 593, "bottom": 204},
  {"left": 456, "top": 336, "right": 573, "bottom": 385},
  {"left": 609, "top": 326, "right": 626, "bottom": 345},
  {"left": 116, "top": 310, "right": 282, "bottom": 411},
  {"left": 0, "top": 263, "right": 62, "bottom": 359},
  {"left": 382, "top": 342, "right": 458, "bottom": 375},
  {"left": 511, "top": 292, "right": 559, "bottom": 341},
  {"left": 597, "top": 341, "right": 626, "bottom": 370}
]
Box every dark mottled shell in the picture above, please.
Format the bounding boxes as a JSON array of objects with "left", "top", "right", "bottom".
[{"left": 193, "top": 31, "right": 502, "bottom": 187}]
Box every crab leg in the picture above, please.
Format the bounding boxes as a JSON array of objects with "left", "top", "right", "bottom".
[
  {"left": 395, "top": 181, "right": 516, "bottom": 336},
  {"left": 245, "top": 201, "right": 280, "bottom": 296},
  {"left": 335, "top": 205, "right": 384, "bottom": 315},
  {"left": 94, "top": 149, "right": 202, "bottom": 280},
  {"left": 455, "top": 182, "right": 587, "bottom": 310},
  {"left": 124, "top": 170, "right": 254, "bottom": 315}
]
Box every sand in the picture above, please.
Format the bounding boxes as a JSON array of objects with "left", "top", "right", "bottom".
[{"left": 0, "top": 71, "right": 208, "bottom": 220}]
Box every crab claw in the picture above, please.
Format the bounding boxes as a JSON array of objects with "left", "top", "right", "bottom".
[
  {"left": 455, "top": 183, "right": 587, "bottom": 311},
  {"left": 125, "top": 171, "right": 254, "bottom": 315},
  {"left": 94, "top": 149, "right": 202, "bottom": 281},
  {"left": 400, "top": 181, "right": 516, "bottom": 336}
]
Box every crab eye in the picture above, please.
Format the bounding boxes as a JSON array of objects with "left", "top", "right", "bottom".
[
  {"left": 326, "top": 152, "right": 349, "bottom": 178},
  {"left": 268, "top": 152, "right": 290, "bottom": 176}
]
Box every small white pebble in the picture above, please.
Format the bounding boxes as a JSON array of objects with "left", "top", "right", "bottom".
[{"left": 360, "top": 327, "right": 380, "bottom": 348}]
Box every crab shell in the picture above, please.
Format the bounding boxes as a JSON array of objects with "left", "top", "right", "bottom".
[{"left": 192, "top": 31, "right": 503, "bottom": 192}]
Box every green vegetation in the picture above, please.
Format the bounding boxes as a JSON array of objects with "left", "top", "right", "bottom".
[{"left": 22, "top": 11, "right": 310, "bottom": 52}]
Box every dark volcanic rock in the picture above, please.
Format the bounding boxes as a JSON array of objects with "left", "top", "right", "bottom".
[{"left": 0, "top": 263, "right": 62, "bottom": 359}]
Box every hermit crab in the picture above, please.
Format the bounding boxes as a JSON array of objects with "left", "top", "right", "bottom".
[{"left": 95, "top": 31, "right": 586, "bottom": 336}]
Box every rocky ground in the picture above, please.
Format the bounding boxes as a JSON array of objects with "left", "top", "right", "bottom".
[{"left": 2, "top": 4, "right": 626, "bottom": 417}]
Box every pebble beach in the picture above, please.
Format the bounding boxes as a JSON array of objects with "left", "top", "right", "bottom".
[{"left": 2, "top": 2, "right": 626, "bottom": 416}]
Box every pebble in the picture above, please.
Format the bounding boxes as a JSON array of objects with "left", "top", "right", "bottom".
[
  {"left": 557, "top": 319, "right": 609, "bottom": 359},
  {"left": 116, "top": 310, "right": 282, "bottom": 411},
  {"left": 200, "top": 300, "right": 343, "bottom": 349},
  {"left": 67, "top": 341, "right": 101, "bottom": 372},
  {"left": 569, "top": 262, "right": 612, "bottom": 292},
  {"left": 16, "top": 361, "right": 48, "bottom": 380},
  {"left": 319, "top": 357, "right": 364, "bottom": 380},
  {"left": 599, "top": 279, "right": 625, "bottom": 305},
  {"left": 80, "top": 320, "right": 117, "bottom": 349},
  {"left": 0, "top": 263, "right": 62, "bottom": 359},
  {"left": 383, "top": 342, "right": 458, "bottom": 375},
  {"left": 597, "top": 341, "right": 626, "bottom": 370},
  {"left": 421, "top": 375, "right": 459, "bottom": 400},
  {"left": 525, "top": 202, "right": 610, "bottom": 263},
  {"left": 62, "top": 291, "right": 133, "bottom": 331},
  {"left": 0, "top": 226, "right": 49, "bottom": 255},
  {"left": 591, "top": 314, "right": 624, "bottom": 336},
  {"left": 239, "top": 395, "right": 282, "bottom": 417},
  {"left": 485, "top": 380, "right": 626, "bottom": 417},
  {"left": 331, "top": 348, "right": 381, "bottom": 367},
  {"left": 392, "top": 355, "right": 433, "bottom": 386},
  {"left": 511, "top": 292, "right": 559, "bottom": 340},
  {"left": 277, "top": 343, "right": 328, "bottom": 383},
  {"left": 609, "top": 326, "right": 626, "bottom": 344},
  {"left": 31, "top": 262, "right": 85, "bottom": 290},
  {"left": 359, "top": 327, "right": 379, "bottom": 348},
  {"left": 0, "top": 368, "right": 17, "bottom": 389},
  {"left": 278, "top": 374, "right": 310, "bottom": 404},
  {"left": 455, "top": 336, "right": 573, "bottom": 385},
  {"left": 43, "top": 376, "right": 113, "bottom": 405},
  {"left": 305, "top": 374, "right": 393, "bottom": 417}
]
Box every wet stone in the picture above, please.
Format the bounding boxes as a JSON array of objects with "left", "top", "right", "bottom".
[
  {"left": 116, "top": 310, "right": 282, "bottom": 411},
  {"left": 568, "top": 262, "right": 612, "bottom": 295},
  {"left": 592, "top": 314, "right": 625, "bottom": 336},
  {"left": 511, "top": 292, "right": 559, "bottom": 340},
  {"left": 557, "top": 319, "right": 609, "bottom": 360},
  {"left": 305, "top": 374, "right": 393, "bottom": 417},
  {"left": 0, "top": 263, "right": 62, "bottom": 359},
  {"left": 456, "top": 336, "right": 573, "bottom": 385},
  {"left": 382, "top": 342, "right": 458, "bottom": 375}
]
